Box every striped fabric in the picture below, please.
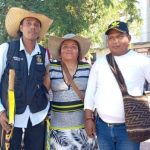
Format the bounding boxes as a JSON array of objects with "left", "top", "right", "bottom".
[{"left": 49, "top": 61, "right": 90, "bottom": 129}]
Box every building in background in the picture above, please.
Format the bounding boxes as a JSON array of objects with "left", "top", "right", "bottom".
[
  {"left": 132, "top": 0, "right": 150, "bottom": 43},
  {"left": 131, "top": 0, "right": 150, "bottom": 56}
]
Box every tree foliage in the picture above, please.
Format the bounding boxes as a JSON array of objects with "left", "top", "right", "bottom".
[{"left": 0, "top": 0, "right": 142, "bottom": 48}]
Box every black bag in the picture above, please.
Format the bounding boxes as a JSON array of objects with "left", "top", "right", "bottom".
[{"left": 106, "top": 53, "right": 150, "bottom": 143}]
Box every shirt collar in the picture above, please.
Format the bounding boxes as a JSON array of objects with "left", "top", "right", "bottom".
[{"left": 19, "top": 38, "right": 41, "bottom": 56}]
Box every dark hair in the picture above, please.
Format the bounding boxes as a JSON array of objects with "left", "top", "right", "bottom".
[
  {"left": 58, "top": 39, "right": 81, "bottom": 61},
  {"left": 17, "top": 17, "right": 41, "bottom": 38},
  {"left": 17, "top": 19, "right": 24, "bottom": 37}
]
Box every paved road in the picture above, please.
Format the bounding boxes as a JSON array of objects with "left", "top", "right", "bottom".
[{"left": 140, "top": 140, "right": 150, "bottom": 150}]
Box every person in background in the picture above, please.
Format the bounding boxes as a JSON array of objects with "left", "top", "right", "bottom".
[
  {"left": 44, "top": 33, "right": 99, "bottom": 149},
  {"left": 84, "top": 21, "right": 150, "bottom": 150},
  {"left": 0, "top": 7, "right": 53, "bottom": 150}
]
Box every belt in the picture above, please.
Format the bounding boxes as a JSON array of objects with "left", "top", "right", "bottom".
[{"left": 98, "top": 117, "right": 125, "bottom": 127}]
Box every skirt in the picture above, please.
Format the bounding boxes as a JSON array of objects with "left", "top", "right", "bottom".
[{"left": 50, "top": 128, "right": 99, "bottom": 150}]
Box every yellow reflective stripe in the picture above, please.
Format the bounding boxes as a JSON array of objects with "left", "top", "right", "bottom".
[
  {"left": 51, "top": 125, "right": 84, "bottom": 130},
  {"left": 51, "top": 64, "right": 60, "bottom": 67},
  {"left": 78, "top": 64, "right": 90, "bottom": 67},
  {"left": 8, "top": 91, "right": 15, "bottom": 124},
  {"left": 52, "top": 103, "right": 83, "bottom": 108}
]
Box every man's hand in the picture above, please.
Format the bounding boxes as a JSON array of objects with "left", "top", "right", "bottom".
[
  {"left": 0, "top": 111, "right": 11, "bottom": 133},
  {"left": 85, "top": 118, "right": 96, "bottom": 138}
]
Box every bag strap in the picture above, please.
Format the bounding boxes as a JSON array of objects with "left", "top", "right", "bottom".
[
  {"left": 61, "top": 61, "right": 84, "bottom": 102},
  {"left": 106, "top": 53, "right": 128, "bottom": 96}
]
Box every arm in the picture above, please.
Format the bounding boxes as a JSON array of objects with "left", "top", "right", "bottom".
[
  {"left": 43, "top": 50, "right": 51, "bottom": 90},
  {"left": 0, "top": 43, "right": 11, "bottom": 132},
  {"left": 84, "top": 61, "right": 98, "bottom": 138},
  {"left": 43, "top": 64, "right": 51, "bottom": 90},
  {"left": 85, "top": 109, "right": 95, "bottom": 138},
  {"left": 0, "top": 43, "right": 8, "bottom": 112},
  {"left": 143, "top": 56, "right": 150, "bottom": 84}
]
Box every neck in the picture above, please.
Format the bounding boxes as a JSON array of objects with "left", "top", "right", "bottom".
[
  {"left": 22, "top": 37, "right": 36, "bottom": 54},
  {"left": 112, "top": 49, "right": 130, "bottom": 56},
  {"left": 61, "top": 60, "right": 78, "bottom": 78},
  {"left": 62, "top": 59, "right": 78, "bottom": 68}
]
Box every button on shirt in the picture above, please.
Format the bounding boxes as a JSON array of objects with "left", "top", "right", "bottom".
[{"left": 0, "top": 38, "right": 50, "bottom": 128}]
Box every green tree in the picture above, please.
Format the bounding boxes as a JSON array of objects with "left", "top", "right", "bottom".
[{"left": 0, "top": 0, "right": 142, "bottom": 47}]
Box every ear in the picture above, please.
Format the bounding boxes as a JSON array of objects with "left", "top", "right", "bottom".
[
  {"left": 20, "top": 25, "right": 23, "bottom": 32},
  {"left": 128, "top": 35, "right": 131, "bottom": 42}
]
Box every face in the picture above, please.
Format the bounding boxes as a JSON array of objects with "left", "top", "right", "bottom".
[
  {"left": 107, "top": 29, "right": 131, "bottom": 56},
  {"left": 60, "top": 40, "right": 79, "bottom": 62},
  {"left": 20, "top": 17, "right": 41, "bottom": 41}
]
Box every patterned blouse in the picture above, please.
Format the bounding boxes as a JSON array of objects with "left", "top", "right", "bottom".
[{"left": 49, "top": 61, "right": 90, "bottom": 130}]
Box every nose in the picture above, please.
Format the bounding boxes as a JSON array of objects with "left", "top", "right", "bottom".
[
  {"left": 30, "top": 23, "right": 36, "bottom": 29},
  {"left": 67, "top": 46, "right": 72, "bottom": 50},
  {"left": 112, "top": 37, "right": 120, "bottom": 44}
]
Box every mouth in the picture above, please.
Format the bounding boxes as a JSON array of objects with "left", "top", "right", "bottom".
[
  {"left": 112, "top": 45, "right": 120, "bottom": 49},
  {"left": 30, "top": 32, "right": 37, "bottom": 35},
  {"left": 66, "top": 53, "right": 72, "bottom": 55}
]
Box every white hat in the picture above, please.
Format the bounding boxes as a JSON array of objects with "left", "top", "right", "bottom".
[
  {"left": 5, "top": 7, "right": 53, "bottom": 39},
  {"left": 48, "top": 33, "right": 91, "bottom": 59}
]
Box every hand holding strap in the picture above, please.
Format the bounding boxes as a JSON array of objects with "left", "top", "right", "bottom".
[{"left": 61, "top": 61, "right": 84, "bottom": 102}]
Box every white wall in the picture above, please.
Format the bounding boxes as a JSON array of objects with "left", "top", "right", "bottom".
[{"left": 131, "top": 0, "right": 150, "bottom": 43}]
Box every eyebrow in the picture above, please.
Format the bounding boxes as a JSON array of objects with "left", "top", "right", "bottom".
[
  {"left": 62, "top": 43, "right": 78, "bottom": 46},
  {"left": 22, "top": 18, "right": 41, "bottom": 26}
]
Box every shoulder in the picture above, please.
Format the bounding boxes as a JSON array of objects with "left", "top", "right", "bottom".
[
  {"left": 79, "top": 61, "right": 90, "bottom": 66},
  {"left": 7, "top": 40, "right": 20, "bottom": 51},
  {"left": 0, "top": 42, "right": 9, "bottom": 55},
  {"left": 8, "top": 39, "right": 20, "bottom": 44},
  {"left": 38, "top": 44, "right": 46, "bottom": 50},
  {"left": 130, "top": 50, "right": 150, "bottom": 62},
  {"left": 93, "top": 55, "right": 106, "bottom": 66},
  {"left": 89, "top": 55, "right": 107, "bottom": 73},
  {"left": 38, "top": 44, "right": 46, "bottom": 56},
  {"left": 129, "top": 50, "right": 145, "bottom": 57},
  {"left": 0, "top": 42, "right": 9, "bottom": 49},
  {"left": 50, "top": 60, "right": 61, "bottom": 68},
  {"left": 78, "top": 61, "right": 91, "bottom": 69}
]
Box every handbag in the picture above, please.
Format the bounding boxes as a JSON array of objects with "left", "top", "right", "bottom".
[
  {"left": 106, "top": 53, "right": 150, "bottom": 143},
  {"left": 61, "top": 61, "right": 84, "bottom": 102}
]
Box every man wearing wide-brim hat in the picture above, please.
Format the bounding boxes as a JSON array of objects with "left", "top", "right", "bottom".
[{"left": 0, "top": 7, "right": 53, "bottom": 150}]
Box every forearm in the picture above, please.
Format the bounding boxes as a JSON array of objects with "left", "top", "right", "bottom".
[
  {"left": 84, "top": 109, "right": 94, "bottom": 121},
  {"left": 84, "top": 109, "right": 96, "bottom": 138},
  {"left": 0, "top": 99, "right": 5, "bottom": 112},
  {"left": 43, "top": 64, "right": 51, "bottom": 90}
]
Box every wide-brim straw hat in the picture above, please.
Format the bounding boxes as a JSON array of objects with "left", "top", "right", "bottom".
[
  {"left": 48, "top": 33, "right": 91, "bottom": 60},
  {"left": 5, "top": 7, "right": 53, "bottom": 39}
]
